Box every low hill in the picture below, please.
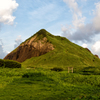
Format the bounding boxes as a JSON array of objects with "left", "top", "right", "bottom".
[{"left": 4, "top": 29, "right": 100, "bottom": 71}]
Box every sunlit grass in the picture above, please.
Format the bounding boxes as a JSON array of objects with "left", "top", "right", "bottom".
[{"left": 0, "top": 67, "right": 100, "bottom": 100}]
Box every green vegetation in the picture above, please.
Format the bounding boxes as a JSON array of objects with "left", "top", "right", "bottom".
[
  {"left": 4, "top": 60, "right": 21, "bottom": 68},
  {"left": 21, "top": 29, "right": 54, "bottom": 44},
  {"left": 51, "top": 67, "right": 63, "bottom": 71},
  {"left": 0, "top": 59, "right": 21, "bottom": 68},
  {"left": 0, "top": 59, "right": 5, "bottom": 68},
  {"left": 0, "top": 68, "right": 100, "bottom": 100},
  {"left": 79, "top": 66, "right": 100, "bottom": 75}
]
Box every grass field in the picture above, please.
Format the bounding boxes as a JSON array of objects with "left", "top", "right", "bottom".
[{"left": 0, "top": 67, "right": 100, "bottom": 100}]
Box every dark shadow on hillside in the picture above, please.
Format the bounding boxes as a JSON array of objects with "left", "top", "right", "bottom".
[
  {"left": 51, "top": 67, "right": 63, "bottom": 72},
  {"left": 79, "top": 66, "right": 100, "bottom": 75}
]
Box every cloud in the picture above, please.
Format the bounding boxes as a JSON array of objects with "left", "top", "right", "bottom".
[
  {"left": 63, "top": 23, "right": 95, "bottom": 42},
  {"left": 92, "top": 40, "right": 100, "bottom": 57},
  {"left": 61, "top": 24, "right": 72, "bottom": 33},
  {"left": 62, "top": 1, "right": 100, "bottom": 42},
  {"left": 82, "top": 43, "right": 87, "bottom": 48},
  {"left": 63, "top": 0, "right": 81, "bottom": 14},
  {"left": 93, "top": 2, "right": 100, "bottom": 32},
  {"left": 14, "top": 35, "right": 22, "bottom": 48},
  {"left": 63, "top": 0, "right": 86, "bottom": 29},
  {"left": 0, "top": 39, "right": 7, "bottom": 59},
  {"left": 0, "top": 0, "right": 18, "bottom": 25}
]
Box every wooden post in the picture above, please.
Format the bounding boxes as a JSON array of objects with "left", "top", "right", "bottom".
[
  {"left": 68, "top": 67, "right": 69, "bottom": 73},
  {"left": 68, "top": 67, "right": 73, "bottom": 73},
  {"left": 72, "top": 67, "right": 73, "bottom": 73}
]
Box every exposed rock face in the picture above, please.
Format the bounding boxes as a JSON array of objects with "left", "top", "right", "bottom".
[{"left": 4, "top": 36, "right": 54, "bottom": 62}]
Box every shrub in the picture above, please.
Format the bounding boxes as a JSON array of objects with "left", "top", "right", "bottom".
[
  {"left": 0, "top": 59, "right": 5, "bottom": 68},
  {"left": 4, "top": 60, "right": 21, "bottom": 68},
  {"left": 61, "top": 37, "right": 66, "bottom": 40},
  {"left": 22, "top": 73, "right": 30, "bottom": 78},
  {"left": 51, "top": 67, "right": 63, "bottom": 72},
  {"left": 22, "top": 72, "right": 44, "bottom": 78},
  {"left": 79, "top": 66, "right": 100, "bottom": 75}
]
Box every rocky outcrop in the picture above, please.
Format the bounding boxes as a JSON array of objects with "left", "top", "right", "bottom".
[
  {"left": 4, "top": 36, "right": 54, "bottom": 62},
  {"left": 94, "top": 55, "right": 99, "bottom": 58},
  {"left": 85, "top": 48, "right": 91, "bottom": 53}
]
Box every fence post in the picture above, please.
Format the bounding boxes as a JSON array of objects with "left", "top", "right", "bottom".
[{"left": 68, "top": 67, "right": 73, "bottom": 73}]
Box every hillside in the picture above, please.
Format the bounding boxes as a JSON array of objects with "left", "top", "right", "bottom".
[
  {"left": 4, "top": 29, "right": 100, "bottom": 71},
  {"left": 4, "top": 29, "right": 54, "bottom": 62}
]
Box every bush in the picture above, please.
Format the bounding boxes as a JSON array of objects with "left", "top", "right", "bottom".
[
  {"left": 51, "top": 67, "right": 63, "bottom": 72},
  {"left": 0, "top": 59, "right": 5, "bottom": 68},
  {"left": 79, "top": 66, "right": 100, "bottom": 75},
  {"left": 4, "top": 60, "right": 21, "bottom": 68},
  {"left": 22, "top": 72, "right": 44, "bottom": 78}
]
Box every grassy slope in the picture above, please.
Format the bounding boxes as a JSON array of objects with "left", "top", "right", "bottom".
[
  {"left": 22, "top": 29, "right": 100, "bottom": 72},
  {"left": 0, "top": 68, "right": 100, "bottom": 100}
]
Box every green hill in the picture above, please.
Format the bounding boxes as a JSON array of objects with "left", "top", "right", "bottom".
[{"left": 22, "top": 29, "right": 100, "bottom": 72}]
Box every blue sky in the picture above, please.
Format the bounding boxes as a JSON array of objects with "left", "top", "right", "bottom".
[{"left": 0, "top": 0, "right": 100, "bottom": 59}]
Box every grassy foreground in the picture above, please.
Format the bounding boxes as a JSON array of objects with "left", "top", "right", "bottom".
[{"left": 0, "top": 67, "right": 100, "bottom": 100}]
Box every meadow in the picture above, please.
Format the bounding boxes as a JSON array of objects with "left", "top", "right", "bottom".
[{"left": 0, "top": 67, "right": 100, "bottom": 100}]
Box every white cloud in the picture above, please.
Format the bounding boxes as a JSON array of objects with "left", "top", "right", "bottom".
[
  {"left": 63, "top": 0, "right": 86, "bottom": 29},
  {"left": 14, "top": 35, "right": 22, "bottom": 48},
  {"left": 61, "top": 25, "right": 72, "bottom": 33},
  {"left": 0, "top": 0, "right": 18, "bottom": 25},
  {"left": 0, "top": 39, "right": 7, "bottom": 59},
  {"left": 61, "top": 24, "right": 73, "bottom": 38},
  {"left": 92, "top": 41, "right": 100, "bottom": 52},
  {"left": 93, "top": 2, "right": 100, "bottom": 32},
  {"left": 61, "top": 25, "right": 67, "bottom": 33},
  {"left": 72, "top": 13, "right": 86, "bottom": 29},
  {"left": 82, "top": 43, "right": 87, "bottom": 48},
  {"left": 63, "top": 0, "right": 81, "bottom": 14},
  {"left": 62, "top": 1, "right": 100, "bottom": 42},
  {"left": 92, "top": 40, "right": 100, "bottom": 57}
]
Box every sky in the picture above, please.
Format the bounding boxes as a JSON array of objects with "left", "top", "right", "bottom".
[{"left": 0, "top": 0, "right": 100, "bottom": 59}]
